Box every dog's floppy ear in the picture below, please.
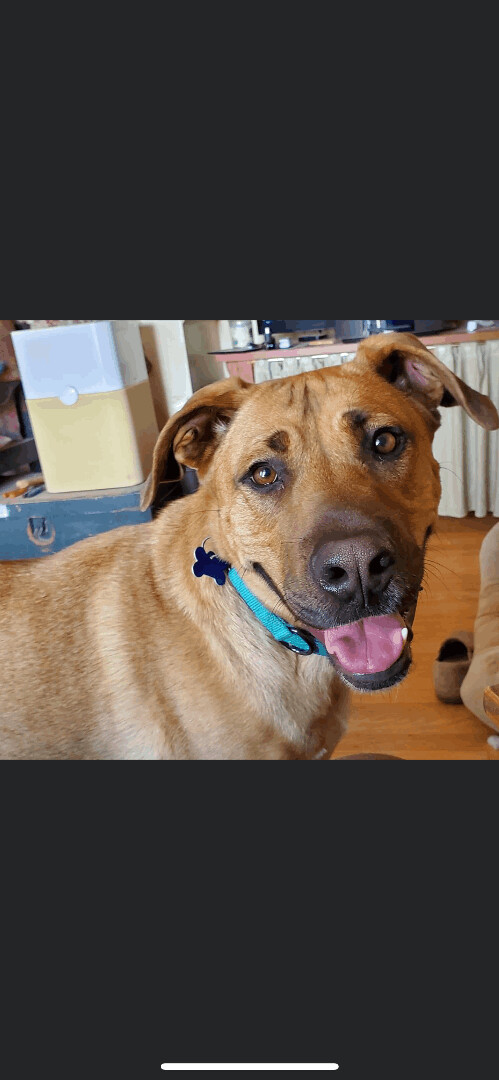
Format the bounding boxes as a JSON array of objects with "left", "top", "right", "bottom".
[
  {"left": 356, "top": 332, "right": 499, "bottom": 432},
  {"left": 140, "top": 376, "right": 253, "bottom": 510}
]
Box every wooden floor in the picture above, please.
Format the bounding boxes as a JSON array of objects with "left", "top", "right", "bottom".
[{"left": 331, "top": 514, "right": 499, "bottom": 761}]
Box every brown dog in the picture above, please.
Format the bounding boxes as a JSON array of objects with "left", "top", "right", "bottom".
[{"left": 1, "top": 333, "right": 497, "bottom": 759}]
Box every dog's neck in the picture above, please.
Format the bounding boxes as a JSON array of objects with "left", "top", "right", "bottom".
[
  {"left": 158, "top": 487, "right": 327, "bottom": 656},
  {"left": 150, "top": 491, "right": 345, "bottom": 755}
]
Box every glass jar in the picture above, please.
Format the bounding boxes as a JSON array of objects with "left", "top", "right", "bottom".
[{"left": 229, "top": 320, "right": 254, "bottom": 349}]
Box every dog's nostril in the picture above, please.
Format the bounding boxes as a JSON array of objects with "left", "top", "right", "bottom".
[
  {"left": 369, "top": 550, "right": 395, "bottom": 577},
  {"left": 322, "top": 564, "right": 348, "bottom": 586}
]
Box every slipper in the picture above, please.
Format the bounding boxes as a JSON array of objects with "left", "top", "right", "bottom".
[{"left": 433, "top": 631, "right": 474, "bottom": 704}]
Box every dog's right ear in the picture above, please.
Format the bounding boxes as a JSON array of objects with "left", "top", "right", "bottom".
[
  {"left": 356, "top": 332, "right": 499, "bottom": 432},
  {"left": 140, "top": 376, "right": 253, "bottom": 510}
]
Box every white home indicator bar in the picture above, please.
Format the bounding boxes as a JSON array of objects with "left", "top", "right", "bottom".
[{"left": 161, "top": 1067, "right": 339, "bottom": 1072}]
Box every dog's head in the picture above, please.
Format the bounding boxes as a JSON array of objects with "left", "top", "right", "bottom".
[{"left": 143, "top": 333, "right": 498, "bottom": 691}]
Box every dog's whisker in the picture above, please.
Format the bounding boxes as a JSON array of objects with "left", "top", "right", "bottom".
[
  {"left": 421, "top": 569, "right": 448, "bottom": 595},
  {"left": 439, "top": 465, "right": 465, "bottom": 487},
  {"left": 425, "top": 558, "right": 456, "bottom": 582},
  {"left": 423, "top": 566, "right": 447, "bottom": 587}
]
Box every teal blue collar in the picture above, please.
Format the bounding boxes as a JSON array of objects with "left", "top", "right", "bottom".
[
  {"left": 192, "top": 544, "right": 329, "bottom": 658},
  {"left": 228, "top": 567, "right": 329, "bottom": 657}
]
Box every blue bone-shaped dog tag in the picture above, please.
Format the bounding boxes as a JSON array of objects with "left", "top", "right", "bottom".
[{"left": 193, "top": 547, "right": 229, "bottom": 587}]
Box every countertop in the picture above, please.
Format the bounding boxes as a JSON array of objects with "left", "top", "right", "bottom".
[{"left": 213, "top": 328, "right": 499, "bottom": 365}]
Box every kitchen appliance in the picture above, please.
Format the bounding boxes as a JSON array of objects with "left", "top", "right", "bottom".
[
  {"left": 331, "top": 321, "right": 370, "bottom": 342},
  {"left": 333, "top": 320, "right": 461, "bottom": 342},
  {"left": 258, "top": 320, "right": 461, "bottom": 346},
  {"left": 258, "top": 320, "right": 336, "bottom": 343},
  {"left": 367, "top": 320, "right": 460, "bottom": 336}
]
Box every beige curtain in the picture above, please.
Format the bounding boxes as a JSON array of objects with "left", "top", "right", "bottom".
[{"left": 432, "top": 341, "right": 499, "bottom": 518}]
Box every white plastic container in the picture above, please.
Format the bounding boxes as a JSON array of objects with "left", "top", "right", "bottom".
[
  {"left": 229, "top": 320, "right": 253, "bottom": 349},
  {"left": 12, "top": 321, "right": 159, "bottom": 494}
]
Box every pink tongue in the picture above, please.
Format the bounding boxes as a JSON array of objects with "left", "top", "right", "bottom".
[{"left": 317, "top": 616, "right": 405, "bottom": 675}]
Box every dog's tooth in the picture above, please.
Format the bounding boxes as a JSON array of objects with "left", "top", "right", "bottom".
[{"left": 401, "top": 627, "right": 409, "bottom": 642}]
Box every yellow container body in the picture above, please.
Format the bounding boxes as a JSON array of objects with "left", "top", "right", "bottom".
[{"left": 26, "top": 380, "right": 159, "bottom": 494}]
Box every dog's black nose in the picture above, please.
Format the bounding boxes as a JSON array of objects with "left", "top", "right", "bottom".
[{"left": 310, "top": 535, "right": 396, "bottom": 605}]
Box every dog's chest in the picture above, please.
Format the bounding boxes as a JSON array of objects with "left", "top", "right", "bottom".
[
  {"left": 265, "top": 658, "right": 348, "bottom": 755},
  {"left": 204, "top": 650, "right": 347, "bottom": 759}
]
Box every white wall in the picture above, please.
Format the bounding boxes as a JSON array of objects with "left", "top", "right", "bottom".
[
  {"left": 183, "top": 320, "right": 228, "bottom": 392},
  {"left": 134, "top": 320, "right": 263, "bottom": 427},
  {"left": 183, "top": 320, "right": 264, "bottom": 391},
  {"left": 136, "top": 320, "right": 193, "bottom": 428}
]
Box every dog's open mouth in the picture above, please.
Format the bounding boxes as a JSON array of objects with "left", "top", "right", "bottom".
[
  {"left": 252, "top": 560, "right": 417, "bottom": 691},
  {"left": 308, "top": 614, "right": 413, "bottom": 691}
]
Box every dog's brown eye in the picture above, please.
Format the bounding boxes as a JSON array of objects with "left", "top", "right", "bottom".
[
  {"left": 251, "top": 465, "right": 279, "bottom": 487},
  {"left": 373, "top": 430, "right": 398, "bottom": 455}
]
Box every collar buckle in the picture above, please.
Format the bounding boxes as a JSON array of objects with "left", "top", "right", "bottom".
[{"left": 280, "top": 627, "right": 319, "bottom": 655}]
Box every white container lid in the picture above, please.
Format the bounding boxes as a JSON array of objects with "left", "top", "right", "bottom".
[{"left": 12, "top": 320, "right": 148, "bottom": 400}]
